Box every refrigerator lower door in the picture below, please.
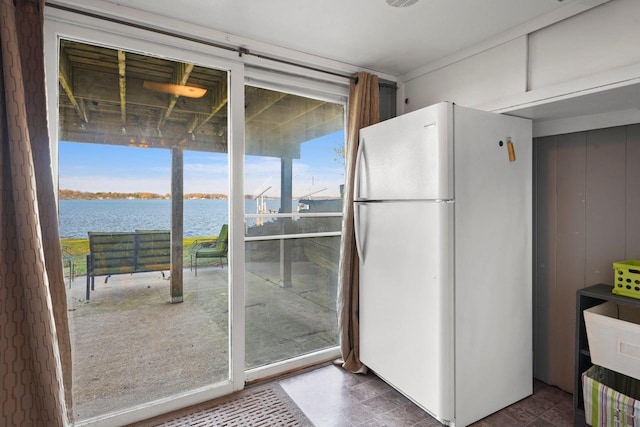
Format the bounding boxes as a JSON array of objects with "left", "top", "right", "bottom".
[{"left": 356, "top": 200, "right": 454, "bottom": 424}]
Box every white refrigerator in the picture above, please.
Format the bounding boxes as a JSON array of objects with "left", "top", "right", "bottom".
[{"left": 355, "top": 102, "right": 532, "bottom": 426}]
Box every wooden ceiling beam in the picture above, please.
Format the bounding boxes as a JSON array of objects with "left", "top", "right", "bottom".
[
  {"left": 71, "top": 71, "right": 218, "bottom": 115},
  {"left": 187, "top": 115, "right": 200, "bottom": 134},
  {"left": 272, "top": 102, "right": 325, "bottom": 130},
  {"left": 118, "top": 50, "right": 127, "bottom": 131},
  {"left": 59, "top": 125, "right": 228, "bottom": 153},
  {"left": 245, "top": 91, "right": 288, "bottom": 122},
  {"left": 158, "top": 62, "right": 195, "bottom": 129},
  {"left": 59, "top": 47, "right": 89, "bottom": 124},
  {"left": 58, "top": 41, "right": 344, "bottom": 159},
  {"left": 192, "top": 81, "right": 228, "bottom": 134}
]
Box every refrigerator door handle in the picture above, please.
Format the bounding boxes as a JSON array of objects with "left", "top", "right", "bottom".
[
  {"left": 354, "top": 203, "right": 365, "bottom": 263},
  {"left": 354, "top": 138, "right": 366, "bottom": 201}
]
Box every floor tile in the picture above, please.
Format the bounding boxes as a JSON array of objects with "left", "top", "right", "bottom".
[
  {"left": 360, "top": 389, "right": 408, "bottom": 415},
  {"left": 279, "top": 364, "right": 575, "bottom": 427},
  {"left": 539, "top": 401, "right": 574, "bottom": 427}
]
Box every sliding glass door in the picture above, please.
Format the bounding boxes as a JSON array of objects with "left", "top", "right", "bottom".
[
  {"left": 52, "top": 35, "right": 237, "bottom": 423},
  {"left": 48, "top": 11, "right": 346, "bottom": 424},
  {"left": 243, "top": 85, "right": 345, "bottom": 371}
]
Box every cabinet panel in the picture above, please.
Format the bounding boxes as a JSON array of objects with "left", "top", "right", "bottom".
[
  {"left": 528, "top": 0, "right": 640, "bottom": 90},
  {"left": 554, "top": 132, "right": 587, "bottom": 392},
  {"left": 534, "top": 124, "right": 640, "bottom": 393},
  {"left": 533, "top": 136, "right": 557, "bottom": 383},
  {"left": 628, "top": 125, "right": 640, "bottom": 258},
  {"left": 585, "top": 127, "right": 626, "bottom": 285}
]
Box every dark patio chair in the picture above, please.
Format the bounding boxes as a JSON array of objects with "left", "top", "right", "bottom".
[{"left": 189, "top": 224, "right": 228, "bottom": 276}]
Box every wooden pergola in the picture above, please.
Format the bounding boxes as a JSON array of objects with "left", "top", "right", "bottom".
[{"left": 58, "top": 40, "right": 344, "bottom": 302}]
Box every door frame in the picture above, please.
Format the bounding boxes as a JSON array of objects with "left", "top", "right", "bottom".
[
  {"left": 45, "top": 6, "right": 347, "bottom": 425},
  {"left": 45, "top": 9, "right": 245, "bottom": 426}
]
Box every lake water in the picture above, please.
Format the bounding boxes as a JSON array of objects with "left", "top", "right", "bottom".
[{"left": 59, "top": 199, "right": 287, "bottom": 238}]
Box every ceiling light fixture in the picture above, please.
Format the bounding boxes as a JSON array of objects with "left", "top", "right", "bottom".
[
  {"left": 386, "top": 0, "right": 420, "bottom": 7},
  {"left": 143, "top": 81, "right": 208, "bottom": 98}
]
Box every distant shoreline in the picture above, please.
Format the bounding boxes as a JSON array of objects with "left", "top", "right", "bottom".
[
  {"left": 59, "top": 189, "right": 340, "bottom": 201},
  {"left": 59, "top": 189, "right": 229, "bottom": 200}
]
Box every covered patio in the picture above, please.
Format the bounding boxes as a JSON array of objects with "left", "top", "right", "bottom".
[
  {"left": 66, "top": 261, "right": 338, "bottom": 420},
  {"left": 58, "top": 39, "right": 345, "bottom": 302}
]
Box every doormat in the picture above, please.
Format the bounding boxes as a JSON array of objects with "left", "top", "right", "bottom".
[{"left": 137, "top": 383, "right": 313, "bottom": 426}]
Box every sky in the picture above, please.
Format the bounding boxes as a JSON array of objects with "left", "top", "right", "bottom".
[{"left": 58, "top": 131, "right": 346, "bottom": 198}]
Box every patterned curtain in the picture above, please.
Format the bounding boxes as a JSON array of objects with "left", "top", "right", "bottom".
[
  {"left": 0, "top": 0, "right": 73, "bottom": 424},
  {"left": 337, "top": 71, "right": 380, "bottom": 373}
]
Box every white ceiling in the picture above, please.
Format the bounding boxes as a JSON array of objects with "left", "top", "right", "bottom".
[{"left": 91, "top": 0, "right": 579, "bottom": 77}]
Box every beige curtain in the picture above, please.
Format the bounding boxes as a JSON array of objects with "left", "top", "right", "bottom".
[
  {"left": 1, "top": 0, "right": 73, "bottom": 424},
  {"left": 337, "top": 71, "right": 380, "bottom": 373}
]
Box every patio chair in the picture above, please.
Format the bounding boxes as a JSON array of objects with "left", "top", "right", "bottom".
[{"left": 189, "top": 224, "right": 228, "bottom": 276}]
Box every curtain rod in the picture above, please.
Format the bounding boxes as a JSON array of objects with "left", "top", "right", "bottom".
[{"left": 45, "top": 2, "right": 398, "bottom": 89}]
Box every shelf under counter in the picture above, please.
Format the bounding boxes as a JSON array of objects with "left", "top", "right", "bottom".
[{"left": 574, "top": 283, "right": 640, "bottom": 426}]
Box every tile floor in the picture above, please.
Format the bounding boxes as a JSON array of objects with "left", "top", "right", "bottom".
[{"left": 278, "top": 363, "right": 574, "bottom": 426}]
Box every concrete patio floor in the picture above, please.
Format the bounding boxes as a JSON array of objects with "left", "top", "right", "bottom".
[{"left": 65, "top": 261, "right": 338, "bottom": 421}]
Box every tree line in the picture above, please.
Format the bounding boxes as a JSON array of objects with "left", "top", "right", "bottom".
[{"left": 59, "top": 189, "right": 228, "bottom": 200}]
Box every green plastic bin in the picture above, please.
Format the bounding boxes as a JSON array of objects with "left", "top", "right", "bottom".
[{"left": 613, "top": 260, "right": 640, "bottom": 299}]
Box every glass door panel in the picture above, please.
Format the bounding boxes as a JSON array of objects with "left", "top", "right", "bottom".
[
  {"left": 244, "top": 85, "right": 344, "bottom": 369},
  {"left": 57, "top": 39, "right": 230, "bottom": 420}
]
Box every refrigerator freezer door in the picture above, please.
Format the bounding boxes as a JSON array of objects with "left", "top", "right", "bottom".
[
  {"left": 356, "top": 102, "right": 453, "bottom": 202},
  {"left": 357, "top": 200, "right": 454, "bottom": 423}
]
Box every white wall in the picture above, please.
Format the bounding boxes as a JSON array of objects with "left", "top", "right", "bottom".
[
  {"left": 402, "top": 37, "right": 527, "bottom": 111},
  {"left": 402, "top": 0, "right": 640, "bottom": 136}
]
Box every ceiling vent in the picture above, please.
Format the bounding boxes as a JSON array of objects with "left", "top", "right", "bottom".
[{"left": 386, "top": 0, "right": 420, "bottom": 7}]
